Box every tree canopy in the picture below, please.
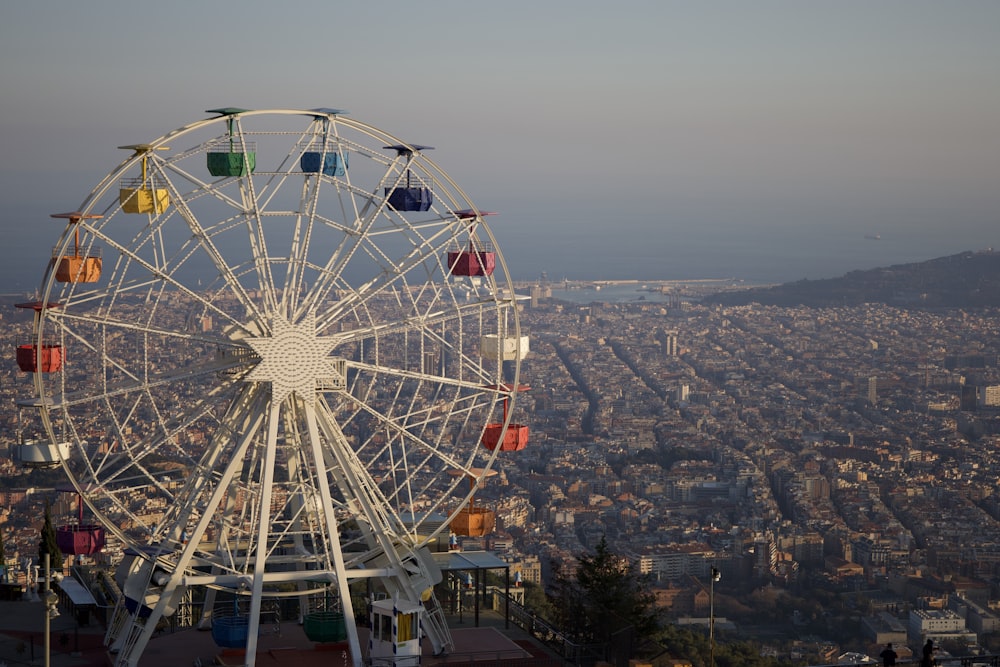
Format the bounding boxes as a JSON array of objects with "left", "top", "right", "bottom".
[
  {"left": 38, "top": 499, "right": 63, "bottom": 572},
  {"left": 549, "top": 535, "right": 659, "bottom": 645}
]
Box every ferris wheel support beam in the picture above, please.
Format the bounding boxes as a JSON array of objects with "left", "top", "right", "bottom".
[
  {"left": 110, "top": 386, "right": 268, "bottom": 667},
  {"left": 178, "top": 567, "right": 403, "bottom": 587},
  {"left": 157, "top": 384, "right": 268, "bottom": 546},
  {"left": 303, "top": 397, "right": 364, "bottom": 667},
  {"left": 244, "top": 395, "right": 282, "bottom": 664},
  {"left": 279, "top": 405, "right": 313, "bottom": 626},
  {"left": 313, "top": 399, "right": 454, "bottom": 655}
]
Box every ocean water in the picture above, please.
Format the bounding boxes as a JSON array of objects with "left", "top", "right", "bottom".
[
  {"left": 498, "top": 222, "right": 982, "bottom": 286},
  {"left": 0, "top": 234, "right": 975, "bottom": 298},
  {"left": 544, "top": 282, "right": 712, "bottom": 305},
  {"left": 1, "top": 192, "right": 989, "bottom": 295}
]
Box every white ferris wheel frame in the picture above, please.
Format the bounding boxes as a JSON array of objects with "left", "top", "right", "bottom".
[{"left": 24, "top": 108, "right": 525, "bottom": 667}]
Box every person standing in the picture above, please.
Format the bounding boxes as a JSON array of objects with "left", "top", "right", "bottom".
[
  {"left": 922, "top": 639, "right": 936, "bottom": 667},
  {"left": 880, "top": 643, "right": 897, "bottom": 667}
]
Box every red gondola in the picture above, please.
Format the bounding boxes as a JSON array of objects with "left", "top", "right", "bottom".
[
  {"left": 56, "top": 487, "right": 105, "bottom": 556},
  {"left": 481, "top": 384, "right": 530, "bottom": 452},
  {"left": 447, "top": 244, "right": 496, "bottom": 277},
  {"left": 447, "top": 210, "right": 498, "bottom": 277},
  {"left": 16, "top": 344, "right": 62, "bottom": 373},
  {"left": 14, "top": 302, "right": 62, "bottom": 373}
]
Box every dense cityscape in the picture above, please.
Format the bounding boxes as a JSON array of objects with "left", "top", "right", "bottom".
[
  {"left": 4, "top": 2, "right": 1000, "bottom": 666},
  {"left": 4, "top": 276, "right": 1000, "bottom": 664}
]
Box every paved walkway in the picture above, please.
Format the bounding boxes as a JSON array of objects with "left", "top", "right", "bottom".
[
  {"left": 0, "top": 600, "right": 562, "bottom": 667},
  {"left": 0, "top": 599, "right": 107, "bottom": 667}
]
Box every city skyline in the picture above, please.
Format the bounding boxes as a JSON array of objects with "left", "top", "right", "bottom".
[{"left": 5, "top": 289, "right": 1000, "bottom": 664}]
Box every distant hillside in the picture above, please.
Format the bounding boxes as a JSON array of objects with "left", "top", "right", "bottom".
[{"left": 702, "top": 251, "right": 1000, "bottom": 308}]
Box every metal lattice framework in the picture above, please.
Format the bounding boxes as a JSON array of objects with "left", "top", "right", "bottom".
[{"left": 25, "top": 108, "right": 524, "bottom": 667}]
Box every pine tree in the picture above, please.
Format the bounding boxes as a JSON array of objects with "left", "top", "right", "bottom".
[
  {"left": 550, "top": 535, "right": 658, "bottom": 645},
  {"left": 38, "top": 499, "right": 64, "bottom": 573}
]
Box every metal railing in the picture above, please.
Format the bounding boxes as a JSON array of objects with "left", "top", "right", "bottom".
[
  {"left": 490, "top": 591, "right": 608, "bottom": 666},
  {"left": 804, "top": 654, "right": 1000, "bottom": 667}
]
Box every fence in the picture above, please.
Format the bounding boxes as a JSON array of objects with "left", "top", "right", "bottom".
[{"left": 490, "top": 590, "right": 614, "bottom": 667}]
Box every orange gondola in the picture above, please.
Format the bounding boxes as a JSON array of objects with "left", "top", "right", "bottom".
[
  {"left": 51, "top": 212, "right": 103, "bottom": 283},
  {"left": 448, "top": 468, "right": 498, "bottom": 537}
]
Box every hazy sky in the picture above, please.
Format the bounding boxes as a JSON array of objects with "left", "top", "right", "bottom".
[{"left": 2, "top": 2, "right": 999, "bottom": 290}]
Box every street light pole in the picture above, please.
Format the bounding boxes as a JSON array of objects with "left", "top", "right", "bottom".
[
  {"left": 44, "top": 554, "right": 51, "bottom": 667},
  {"left": 43, "top": 554, "right": 59, "bottom": 667},
  {"left": 710, "top": 567, "right": 720, "bottom": 667}
]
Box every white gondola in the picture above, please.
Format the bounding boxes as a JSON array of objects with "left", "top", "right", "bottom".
[{"left": 15, "top": 440, "right": 71, "bottom": 468}]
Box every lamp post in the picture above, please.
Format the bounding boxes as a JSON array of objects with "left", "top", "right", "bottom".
[
  {"left": 32, "top": 563, "right": 41, "bottom": 601},
  {"left": 709, "top": 567, "right": 720, "bottom": 667},
  {"left": 43, "top": 554, "right": 60, "bottom": 667}
]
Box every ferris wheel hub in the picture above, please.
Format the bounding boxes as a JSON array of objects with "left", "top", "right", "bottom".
[{"left": 244, "top": 313, "right": 341, "bottom": 402}]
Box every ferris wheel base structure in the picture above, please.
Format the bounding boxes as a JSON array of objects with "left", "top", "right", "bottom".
[{"left": 14, "top": 108, "right": 530, "bottom": 667}]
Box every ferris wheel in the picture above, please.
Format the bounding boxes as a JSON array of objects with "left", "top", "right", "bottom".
[{"left": 23, "top": 108, "right": 527, "bottom": 667}]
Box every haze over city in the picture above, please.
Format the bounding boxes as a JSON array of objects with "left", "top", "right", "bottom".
[
  {"left": 3, "top": 2, "right": 1000, "bottom": 292},
  {"left": 7, "top": 6, "right": 1000, "bottom": 666}
]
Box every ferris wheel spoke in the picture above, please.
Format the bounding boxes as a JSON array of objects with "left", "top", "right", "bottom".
[
  {"left": 81, "top": 223, "right": 260, "bottom": 335},
  {"left": 136, "top": 144, "right": 280, "bottom": 324},
  {"left": 88, "top": 381, "right": 234, "bottom": 486},
  {"left": 344, "top": 359, "right": 501, "bottom": 398},
  {"left": 310, "top": 214, "right": 469, "bottom": 326},
  {"left": 276, "top": 120, "right": 344, "bottom": 310},
  {"left": 334, "top": 386, "right": 481, "bottom": 491},
  {"left": 356, "top": 218, "right": 457, "bottom": 277},
  {"left": 279, "top": 207, "right": 316, "bottom": 315},
  {"left": 297, "top": 219, "right": 396, "bottom": 318},
  {"left": 229, "top": 119, "right": 313, "bottom": 319},
  {"left": 341, "top": 308, "right": 500, "bottom": 383},
  {"left": 47, "top": 302, "right": 248, "bottom": 400},
  {"left": 90, "top": 160, "right": 252, "bottom": 307},
  {"left": 68, "top": 376, "right": 240, "bottom": 506},
  {"left": 55, "top": 309, "right": 239, "bottom": 352},
  {"left": 299, "top": 154, "right": 400, "bottom": 292},
  {"left": 313, "top": 396, "right": 423, "bottom": 543},
  {"left": 167, "top": 189, "right": 270, "bottom": 324},
  {"left": 301, "top": 171, "right": 426, "bottom": 287},
  {"left": 49, "top": 352, "right": 245, "bottom": 409},
  {"left": 125, "top": 384, "right": 267, "bottom": 559},
  {"left": 328, "top": 294, "right": 504, "bottom": 347}
]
